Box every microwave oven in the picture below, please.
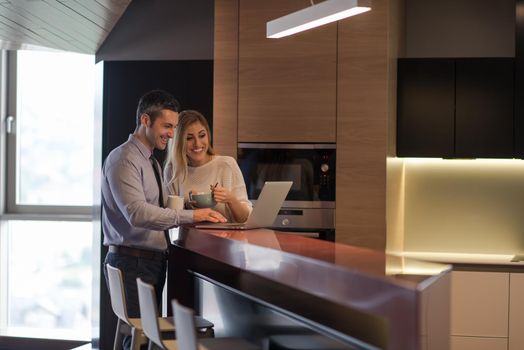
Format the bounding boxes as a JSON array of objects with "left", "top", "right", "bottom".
[
  {"left": 237, "top": 143, "right": 335, "bottom": 205},
  {"left": 237, "top": 143, "right": 335, "bottom": 237}
]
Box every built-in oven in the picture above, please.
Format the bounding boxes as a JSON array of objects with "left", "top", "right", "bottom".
[{"left": 237, "top": 143, "right": 335, "bottom": 240}]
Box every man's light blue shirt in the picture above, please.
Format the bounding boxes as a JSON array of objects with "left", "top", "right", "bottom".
[{"left": 102, "top": 135, "right": 193, "bottom": 251}]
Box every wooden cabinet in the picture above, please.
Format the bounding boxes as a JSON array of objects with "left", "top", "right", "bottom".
[
  {"left": 214, "top": 0, "right": 391, "bottom": 250},
  {"left": 451, "top": 271, "right": 509, "bottom": 338},
  {"left": 451, "top": 337, "right": 507, "bottom": 350},
  {"left": 450, "top": 270, "right": 524, "bottom": 350},
  {"left": 335, "top": 0, "right": 389, "bottom": 250},
  {"left": 213, "top": 0, "right": 239, "bottom": 158},
  {"left": 509, "top": 273, "right": 524, "bottom": 350},
  {"left": 237, "top": 0, "right": 337, "bottom": 143},
  {"left": 397, "top": 58, "right": 514, "bottom": 158}
]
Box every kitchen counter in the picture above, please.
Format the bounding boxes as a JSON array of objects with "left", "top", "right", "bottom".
[
  {"left": 394, "top": 251, "right": 524, "bottom": 272},
  {"left": 168, "top": 227, "right": 451, "bottom": 350}
]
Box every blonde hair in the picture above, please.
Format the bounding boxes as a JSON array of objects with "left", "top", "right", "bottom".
[{"left": 165, "top": 110, "right": 215, "bottom": 185}]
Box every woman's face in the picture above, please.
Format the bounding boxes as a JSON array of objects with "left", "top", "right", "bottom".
[{"left": 185, "top": 121, "right": 210, "bottom": 166}]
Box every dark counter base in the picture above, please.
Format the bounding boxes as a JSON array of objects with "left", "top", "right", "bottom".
[
  {"left": 168, "top": 243, "right": 384, "bottom": 349},
  {"left": 168, "top": 227, "right": 451, "bottom": 350}
]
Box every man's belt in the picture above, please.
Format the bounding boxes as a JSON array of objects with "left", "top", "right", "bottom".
[{"left": 108, "top": 245, "right": 168, "bottom": 261}]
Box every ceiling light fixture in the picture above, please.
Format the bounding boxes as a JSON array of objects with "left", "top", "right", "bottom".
[{"left": 267, "top": 0, "right": 371, "bottom": 39}]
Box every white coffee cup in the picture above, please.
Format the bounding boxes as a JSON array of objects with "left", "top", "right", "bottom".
[{"left": 167, "top": 195, "right": 184, "bottom": 210}]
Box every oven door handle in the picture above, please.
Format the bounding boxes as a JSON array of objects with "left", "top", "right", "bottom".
[{"left": 278, "top": 209, "right": 303, "bottom": 216}]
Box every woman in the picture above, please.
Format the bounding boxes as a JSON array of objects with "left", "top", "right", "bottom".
[{"left": 164, "top": 110, "right": 252, "bottom": 223}]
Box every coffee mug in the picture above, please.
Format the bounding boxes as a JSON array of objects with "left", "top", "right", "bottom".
[
  {"left": 167, "top": 195, "right": 184, "bottom": 210},
  {"left": 189, "top": 191, "right": 216, "bottom": 208}
]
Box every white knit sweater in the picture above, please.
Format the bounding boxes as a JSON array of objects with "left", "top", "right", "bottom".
[{"left": 165, "top": 155, "right": 252, "bottom": 221}]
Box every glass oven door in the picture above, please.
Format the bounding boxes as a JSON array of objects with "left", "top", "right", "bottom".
[{"left": 237, "top": 143, "right": 335, "bottom": 207}]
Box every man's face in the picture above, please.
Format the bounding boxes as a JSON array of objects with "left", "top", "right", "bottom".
[{"left": 144, "top": 109, "right": 179, "bottom": 151}]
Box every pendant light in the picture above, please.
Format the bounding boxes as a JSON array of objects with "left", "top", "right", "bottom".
[{"left": 267, "top": 0, "right": 371, "bottom": 39}]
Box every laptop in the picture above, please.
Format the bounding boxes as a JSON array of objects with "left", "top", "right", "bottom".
[{"left": 195, "top": 181, "right": 293, "bottom": 230}]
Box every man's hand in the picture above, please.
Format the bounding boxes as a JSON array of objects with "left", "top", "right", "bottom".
[{"left": 193, "top": 208, "right": 227, "bottom": 223}]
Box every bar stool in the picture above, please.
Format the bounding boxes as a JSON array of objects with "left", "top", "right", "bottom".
[
  {"left": 108, "top": 265, "right": 214, "bottom": 349},
  {"left": 172, "top": 299, "right": 261, "bottom": 350},
  {"left": 136, "top": 278, "right": 214, "bottom": 349},
  {"left": 106, "top": 264, "right": 176, "bottom": 350},
  {"left": 137, "top": 278, "right": 176, "bottom": 350}
]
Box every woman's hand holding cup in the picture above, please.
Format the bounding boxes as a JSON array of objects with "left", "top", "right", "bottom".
[
  {"left": 188, "top": 189, "right": 216, "bottom": 208},
  {"left": 210, "top": 184, "right": 232, "bottom": 204}
]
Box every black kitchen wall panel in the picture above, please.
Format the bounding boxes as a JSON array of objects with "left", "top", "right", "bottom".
[
  {"left": 101, "top": 60, "right": 213, "bottom": 162},
  {"left": 98, "top": 59, "right": 213, "bottom": 350},
  {"left": 455, "top": 58, "right": 514, "bottom": 158},
  {"left": 397, "top": 59, "right": 455, "bottom": 157}
]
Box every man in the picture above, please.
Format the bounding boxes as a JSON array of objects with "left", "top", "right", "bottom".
[{"left": 101, "top": 90, "right": 225, "bottom": 350}]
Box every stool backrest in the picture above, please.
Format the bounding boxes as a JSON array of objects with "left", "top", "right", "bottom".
[
  {"left": 106, "top": 264, "right": 130, "bottom": 324},
  {"left": 136, "top": 278, "right": 165, "bottom": 349},
  {"left": 172, "top": 299, "right": 198, "bottom": 350}
]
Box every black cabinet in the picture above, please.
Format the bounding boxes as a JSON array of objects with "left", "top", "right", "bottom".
[
  {"left": 397, "top": 59, "right": 455, "bottom": 157},
  {"left": 455, "top": 58, "right": 514, "bottom": 158},
  {"left": 515, "top": 0, "right": 524, "bottom": 158},
  {"left": 516, "top": 56, "right": 524, "bottom": 158},
  {"left": 397, "top": 58, "right": 515, "bottom": 158}
]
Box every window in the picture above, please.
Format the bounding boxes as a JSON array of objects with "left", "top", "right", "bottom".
[
  {"left": 1, "top": 50, "right": 96, "bottom": 342},
  {"left": 7, "top": 50, "right": 94, "bottom": 213},
  {"left": 3, "top": 221, "right": 92, "bottom": 339}
]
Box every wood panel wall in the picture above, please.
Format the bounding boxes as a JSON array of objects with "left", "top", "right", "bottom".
[
  {"left": 237, "top": 0, "right": 337, "bottom": 142},
  {"left": 213, "top": 0, "right": 239, "bottom": 158},
  {"left": 335, "top": 0, "right": 390, "bottom": 249},
  {"left": 214, "top": 0, "right": 397, "bottom": 250}
]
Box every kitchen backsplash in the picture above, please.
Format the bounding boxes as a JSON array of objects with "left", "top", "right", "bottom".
[{"left": 387, "top": 157, "right": 524, "bottom": 254}]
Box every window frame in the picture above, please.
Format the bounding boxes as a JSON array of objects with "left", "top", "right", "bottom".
[
  {"left": 0, "top": 49, "right": 98, "bottom": 347},
  {"left": 4, "top": 51, "right": 92, "bottom": 218}
]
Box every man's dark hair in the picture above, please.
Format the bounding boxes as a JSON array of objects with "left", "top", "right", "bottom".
[{"left": 136, "top": 89, "right": 181, "bottom": 126}]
